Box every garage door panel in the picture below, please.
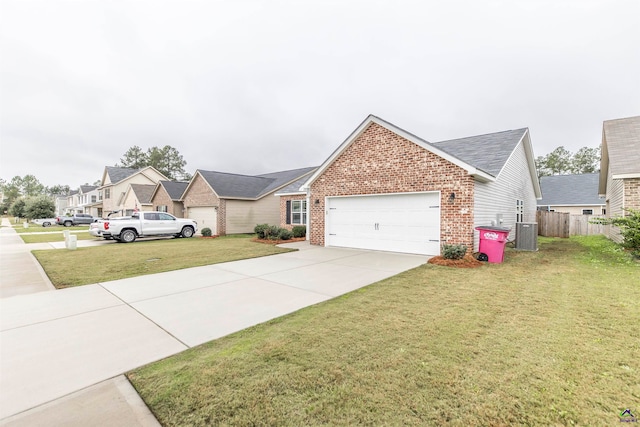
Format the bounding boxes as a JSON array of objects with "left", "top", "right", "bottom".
[
  {"left": 326, "top": 193, "right": 440, "bottom": 255},
  {"left": 188, "top": 207, "right": 217, "bottom": 235}
]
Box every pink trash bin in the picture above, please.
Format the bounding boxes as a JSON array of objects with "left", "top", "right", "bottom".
[{"left": 475, "top": 226, "right": 511, "bottom": 263}]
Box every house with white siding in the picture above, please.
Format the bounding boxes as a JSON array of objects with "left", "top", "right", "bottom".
[{"left": 281, "top": 115, "right": 541, "bottom": 255}]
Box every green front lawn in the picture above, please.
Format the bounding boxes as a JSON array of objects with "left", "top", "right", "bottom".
[
  {"left": 13, "top": 224, "right": 87, "bottom": 233},
  {"left": 129, "top": 236, "right": 640, "bottom": 426},
  {"left": 20, "top": 231, "right": 94, "bottom": 244},
  {"left": 32, "top": 236, "right": 293, "bottom": 288}
]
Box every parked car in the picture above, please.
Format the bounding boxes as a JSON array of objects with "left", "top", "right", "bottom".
[
  {"left": 55, "top": 214, "right": 97, "bottom": 227},
  {"left": 89, "top": 211, "right": 197, "bottom": 243},
  {"left": 31, "top": 218, "right": 57, "bottom": 227}
]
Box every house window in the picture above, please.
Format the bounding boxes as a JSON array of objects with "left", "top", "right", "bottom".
[
  {"left": 105, "top": 189, "right": 111, "bottom": 199},
  {"left": 516, "top": 199, "right": 524, "bottom": 223},
  {"left": 582, "top": 209, "right": 593, "bottom": 215},
  {"left": 291, "top": 200, "right": 307, "bottom": 224},
  {"left": 157, "top": 205, "right": 168, "bottom": 212},
  {"left": 91, "top": 195, "right": 97, "bottom": 203},
  {"left": 98, "top": 191, "right": 103, "bottom": 201},
  {"left": 601, "top": 208, "right": 606, "bottom": 215}
]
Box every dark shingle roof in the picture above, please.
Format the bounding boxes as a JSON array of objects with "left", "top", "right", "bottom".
[
  {"left": 538, "top": 173, "right": 604, "bottom": 206},
  {"left": 130, "top": 184, "right": 156, "bottom": 204},
  {"left": 197, "top": 167, "right": 317, "bottom": 199},
  {"left": 432, "top": 128, "right": 528, "bottom": 177},
  {"left": 79, "top": 185, "right": 97, "bottom": 193},
  {"left": 274, "top": 172, "right": 318, "bottom": 195},
  {"left": 106, "top": 166, "right": 139, "bottom": 184},
  {"left": 159, "top": 181, "right": 189, "bottom": 201}
]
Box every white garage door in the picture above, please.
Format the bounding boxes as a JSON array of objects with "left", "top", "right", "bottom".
[
  {"left": 326, "top": 192, "right": 440, "bottom": 255},
  {"left": 188, "top": 207, "right": 217, "bottom": 235}
]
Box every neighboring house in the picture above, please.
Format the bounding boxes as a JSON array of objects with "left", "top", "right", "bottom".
[
  {"left": 77, "top": 185, "right": 100, "bottom": 216},
  {"left": 96, "top": 166, "right": 169, "bottom": 217},
  {"left": 537, "top": 174, "right": 605, "bottom": 215},
  {"left": 150, "top": 181, "right": 189, "bottom": 218},
  {"left": 121, "top": 184, "right": 156, "bottom": 215},
  {"left": 598, "top": 115, "right": 640, "bottom": 243},
  {"left": 182, "top": 167, "right": 316, "bottom": 235},
  {"left": 294, "top": 115, "right": 541, "bottom": 255},
  {"left": 54, "top": 195, "right": 68, "bottom": 216},
  {"left": 64, "top": 190, "right": 79, "bottom": 215}
]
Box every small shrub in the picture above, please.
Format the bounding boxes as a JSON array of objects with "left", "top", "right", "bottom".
[
  {"left": 278, "top": 228, "right": 293, "bottom": 241},
  {"left": 442, "top": 243, "right": 467, "bottom": 260},
  {"left": 592, "top": 208, "right": 640, "bottom": 257},
  {"left": 254, "top": 224, "right": 270, "bottom": 239},
  {"left": 201, "top": 227, "right": 212, "bottom": 237},
  {"left": 292, "top": 225, "right": 306, "bottom": 238},
  {"left": 267, "top": 225, "right": 280, "bottom": 240}
]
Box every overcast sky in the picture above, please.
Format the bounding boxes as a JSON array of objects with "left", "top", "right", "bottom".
[{"left": 1, "top": 0, "right": 638, "bottom": 188}]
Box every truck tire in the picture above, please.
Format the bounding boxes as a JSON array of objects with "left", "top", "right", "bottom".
[
  {"left": 181, "top": 226, "right": 195, "bottom": 238},
  {"left": 42, "top": 221, "right": 51, "bottom": 227},
  {"left": 120, "top": 229, "right": 137, "bottom": 243},
  {"left": 64, "top": 221, "right": 72, "bottom": 227}
]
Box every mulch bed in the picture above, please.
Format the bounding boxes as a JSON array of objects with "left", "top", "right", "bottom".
[
  {"left": 427, "top": 254, "right": 484, "bottom": 268},
  {"left": 251, "top": 237, "right": 307, "bottom": 245}
]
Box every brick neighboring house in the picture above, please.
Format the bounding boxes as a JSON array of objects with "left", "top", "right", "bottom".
[
  {"left": 598, "top": 115, "right": 640, "bottom": 243},
  {"left": 537, "top": 173, "right": 605, "bottom": 215},
  {"left": 182, "top": 167, "right": 316, "bottom": 235},
  {"left": 292, "top": 115, "right": 541, "bottom": 256},
  {"left": 150, "top": 181, "right": 189, "bottom": 218}
]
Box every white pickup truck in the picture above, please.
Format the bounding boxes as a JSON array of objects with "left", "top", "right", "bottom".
[{"left": 89, "top": 211, "right": 197, "bottom": 243}]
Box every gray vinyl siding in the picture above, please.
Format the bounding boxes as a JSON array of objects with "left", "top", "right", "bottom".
[
  {"left": 473, "top": 141, "right": 538, "bottom": 251},
  {"left": 606, "top": 168, "right": 625, "bottom": 243},
  {"left": 225, "top": 195, "right": 280, "bottom": 234}
]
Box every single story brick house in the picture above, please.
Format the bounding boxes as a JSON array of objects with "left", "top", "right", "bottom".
[
  {"left": 598, "top": 115, "right": 640, "bottom": 243},
  {"left": 283, "top": 115, "right": 541, "bottom": 255},
  {"left": 150, "top": 180, "right": 189, "bottom": 218},
  {"left": 182, "top": 167, "right": 316, "bottom": 235},
  {"left": 537, "top": 173, "right": 605, "bottom": 215}
]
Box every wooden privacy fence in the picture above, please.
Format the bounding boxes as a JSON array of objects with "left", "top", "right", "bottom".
[
  {"left": 536, "top": 211, "right": 606, "bottom": 237},
  {"left": 570, "top": 215, "right": 606, "bottom": 236}
]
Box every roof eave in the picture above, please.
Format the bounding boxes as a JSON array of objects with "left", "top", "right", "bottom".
[{"left": 612, "top": 173, "right": 640, "bottom": 179}]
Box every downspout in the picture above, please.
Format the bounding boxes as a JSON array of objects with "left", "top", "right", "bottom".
[{"left": 306, "top": 190, "right": 311, "bottom": 241}]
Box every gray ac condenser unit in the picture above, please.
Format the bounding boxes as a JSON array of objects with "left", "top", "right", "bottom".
[{"left": 515, "top": 222, "right": 538, "bottom": 251}]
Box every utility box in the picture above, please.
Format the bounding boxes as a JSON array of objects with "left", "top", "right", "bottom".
[{"left": 515, "top": 222, "right": 538, "bottom": 251}]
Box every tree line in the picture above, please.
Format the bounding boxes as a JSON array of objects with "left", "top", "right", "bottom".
[{"left": 535, "top": 146, "right": 600, "bottom": 177}]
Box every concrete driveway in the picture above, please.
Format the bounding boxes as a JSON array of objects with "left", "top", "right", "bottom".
[{"left": 0, "top": 238, "right": 426, "bottom": 421}]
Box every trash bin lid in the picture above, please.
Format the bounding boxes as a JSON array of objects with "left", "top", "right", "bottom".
[{"left": 475, "top": 226, "right": 511, "bottom": 232}]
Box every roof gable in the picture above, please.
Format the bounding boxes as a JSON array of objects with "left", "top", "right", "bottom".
[
  {"left": 599, "top": 115, "right": 640, "bottom": 194},
  {"left": 538, "top": 173, "right": 604, "bottom": 206},
  {"left": 433, "top": 128, "right": 528, "bottom": 177},
  {"left": 158, "top": 180, "right": 189, "bottom": 201},
  {"left": 129, "top": 184, "right": 156, "bottom": 204}
]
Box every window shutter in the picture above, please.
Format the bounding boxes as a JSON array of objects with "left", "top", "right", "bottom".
[{"left": 286, "top": 201, "right": 291, "bottom": 224}]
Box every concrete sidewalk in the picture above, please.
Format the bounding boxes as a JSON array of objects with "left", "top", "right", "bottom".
[{"left": 0, "top": 223, "right": 427, "bottom": 424}]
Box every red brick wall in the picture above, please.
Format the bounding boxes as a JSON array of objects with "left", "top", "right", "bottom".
[
  {"left": 309, "top": 122, "right": 475, "bottom": 248},
  {"left": 624, "top": 178, "right": 640, "bottom": 211},
  {"left": 279, "top": 194, "right": 307, "bottom": 230},
  {"left": 182, "top": 174, "right": 220, "bottom": 208},
  {"left": 150, "top": 186, "right": 184, "bottom": 217}
]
